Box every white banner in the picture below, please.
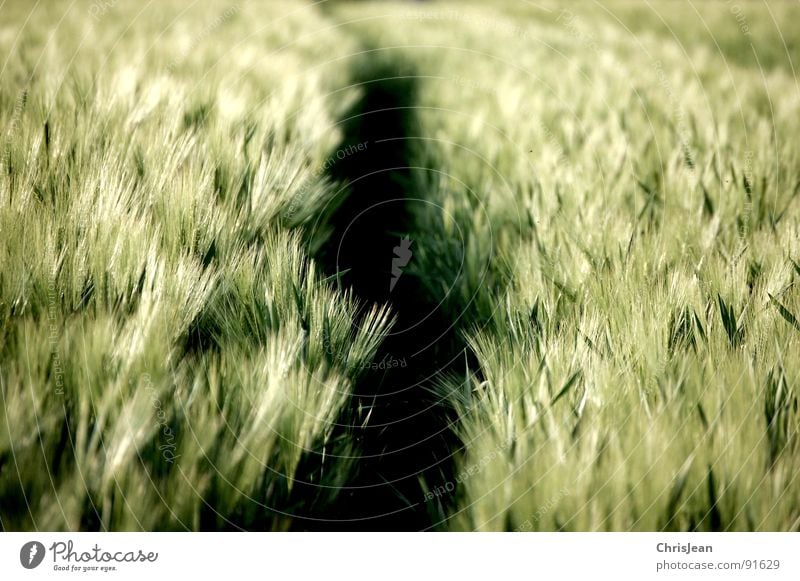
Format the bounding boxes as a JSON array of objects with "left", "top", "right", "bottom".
[{"left": 1, "top": 533, "right": 797, "bottom": 580}]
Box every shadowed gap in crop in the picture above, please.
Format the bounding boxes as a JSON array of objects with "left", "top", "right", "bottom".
[{"left": 298, "top": 57, "right": 469, "bottom": 530}]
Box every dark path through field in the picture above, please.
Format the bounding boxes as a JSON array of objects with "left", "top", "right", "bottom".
[{"left": 307, "top": 59, "right": 469, "bottom": 530}]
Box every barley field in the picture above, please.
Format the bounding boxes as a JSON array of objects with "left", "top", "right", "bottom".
[{"left": 1, "top": 0, "right": 799, "bottom": 531}]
